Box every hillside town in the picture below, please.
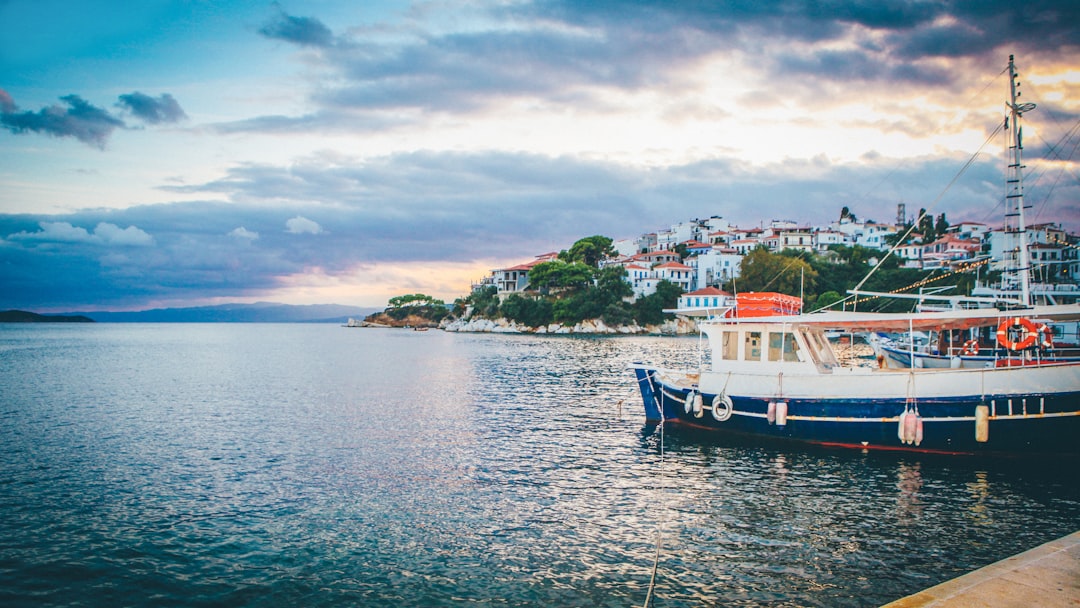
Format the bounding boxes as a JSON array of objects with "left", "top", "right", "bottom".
[{"left": 474, "top": 205, "right": 1080, "bottom": 309}]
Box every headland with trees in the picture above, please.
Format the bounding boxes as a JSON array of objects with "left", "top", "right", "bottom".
[{"left": 365, "top": 222, "right": 990, "bottom": 333}]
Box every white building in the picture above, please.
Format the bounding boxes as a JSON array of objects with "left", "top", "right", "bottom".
[
  {"left": 677, "top": 286, "right": 736, "bottom": 313},
  {"left": 690, "top": 248, "right": 742, "bottom": 288},
  {"left": 654, "top": 261, "right": 694, "bottom": 292}
]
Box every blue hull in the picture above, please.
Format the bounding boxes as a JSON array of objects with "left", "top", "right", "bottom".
[{"left": 633, "top": 366, "right": 1080, "bottom": 456}]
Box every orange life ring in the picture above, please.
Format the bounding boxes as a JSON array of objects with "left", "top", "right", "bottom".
[
  {"left": 996, "top": 317, "right": 1037, "bottom": 351},
  {"left": 1035, "top": 323, "right": 1054, "bottom": 350},
  {"left": 961, "top": 339, "right": 980, "bottom": 356}
]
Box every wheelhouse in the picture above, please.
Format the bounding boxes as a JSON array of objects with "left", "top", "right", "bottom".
[{"left": 701, "top": 321, "right": 840, "bottom": 374}]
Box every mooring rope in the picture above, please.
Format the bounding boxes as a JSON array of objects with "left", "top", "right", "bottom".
[
  {"left": 642, "top": 371, "right": 665, "bottom": 608},
  {"left": 642, "top": 428, "right": 664, "bottom": 607}
]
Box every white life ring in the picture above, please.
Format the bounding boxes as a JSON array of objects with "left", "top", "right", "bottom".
[
  {"left": 710, "top": 393, "right": 733, "bottom": 422},
  {"left": 1035, "top": 323, "right": 1054, "bottom": 350}
]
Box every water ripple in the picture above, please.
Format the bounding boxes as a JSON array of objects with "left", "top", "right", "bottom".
[{"left": 0, "top": 325, "right": 1077, "bottom": 607}]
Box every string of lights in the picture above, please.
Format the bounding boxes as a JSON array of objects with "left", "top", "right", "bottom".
[{"left": 850, "top": 258, "right": 991, "bottom": 306}]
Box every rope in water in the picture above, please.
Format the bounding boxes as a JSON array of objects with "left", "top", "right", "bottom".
[{"left": 642, "top": 371, "right": 665, "bottom": 608}]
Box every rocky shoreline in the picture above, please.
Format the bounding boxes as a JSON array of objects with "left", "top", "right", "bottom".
[{"left": 439, "top": 316, "right": 699, "bottom": 335}]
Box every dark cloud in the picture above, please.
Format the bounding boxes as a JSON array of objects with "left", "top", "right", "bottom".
[
  {"left": 3, "top": 146, "right": 1078, "bottom": 311},
  {"left": 230, "top": 0, "right": 1077, "bottom": 135},
  {"left": 774, "top": 48, "right": 953, "bottom": 86},
  {"left": 259, "top": 9, "right": 334, "bottom": 47},
  {"left": 0, "top": 91, "right": 124, "bottom": 149},
  {"left": 117, "top": 92, "right": 187, "bottom": 124},
  {"left": 0, "top": 89, "right": 187, "bottom": 147}
]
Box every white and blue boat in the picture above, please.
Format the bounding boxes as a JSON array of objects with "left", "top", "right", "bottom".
[
  {"left": 632, "top": 57, "right": 1080, "bottom": 456},
  {"left": 631, "top": 305, "right": 1080, "bottom": 455}
]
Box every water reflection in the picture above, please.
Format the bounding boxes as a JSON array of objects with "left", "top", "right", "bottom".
[
  {"left": 896, "top": 462, "right": 923, "bottom": 522},
  {"left": 966, "top": 470, "right": 991, "bottom": 526}
]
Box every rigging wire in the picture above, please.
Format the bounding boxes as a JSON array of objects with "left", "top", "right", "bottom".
[
  {"left": 853, "top": 65, "right": 1010, "bottom": 204},
  {"left": 1026, "top": 118, "right": 1080, "bottom": 225},
  {"left": 851, "top": 121, "right": 1005, "bottom": 301}
]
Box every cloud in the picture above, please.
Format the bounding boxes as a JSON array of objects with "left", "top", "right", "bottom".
[
  {"left": 0, "top": 92, "right": 125, "bottom": 148},
  {"left": 229, "top": 227, "right": 259, "bottom": 240},
  {"left": 2, "top": 144, "right": 1078, "bottom": 312},
  {"left": 226, "top": 0, "right": 1078, "bottom": 137},
  {"left": 92, "top": 222, "right": 155, "bottom": 246},
  {"left": 117, "top": 92, "right": 187, "bottom": 124},
  {"left": 259, "top": 8, "right": 334, "bottom": 47},
  {"left": 0, "top": 89, "right": 15, "bottom": 114},
  {"left": 8, "top": 222, "right": 94, "bottom": 243},
  {"left": 7, "top": 221, "right": 154, "bottom": 246},
  {"left": 0, "top": 89, "right": 187, "bottom": 147},
  {"left": 285, "top": 216, "right": 323, "bottom": 234}
]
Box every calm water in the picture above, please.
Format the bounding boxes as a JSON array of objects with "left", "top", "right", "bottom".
[{"left": 1, "top": 324, "right": 1077, "bottom": 607}]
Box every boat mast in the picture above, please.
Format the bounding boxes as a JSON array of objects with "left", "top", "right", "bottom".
[{"left": 1005, "top": 55, "right": 1036, "bottom": 306}]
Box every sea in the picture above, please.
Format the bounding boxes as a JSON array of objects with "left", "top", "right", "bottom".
[{"left": 1, "top": 323, "right": 1078, "bottom": 607}]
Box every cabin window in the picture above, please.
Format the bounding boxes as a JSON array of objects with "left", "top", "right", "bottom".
[
  {"left": 800, "top": 328, "right": 839, "bottom": 368},
  {"left": 721, "top": 331, "right": 738, "bottom": 360},
  {"left": 744, "top": 331, "right": 761, "bottom": 361},
  {"left": 768, "top": 332, "right": 800, "bottom": 362}
]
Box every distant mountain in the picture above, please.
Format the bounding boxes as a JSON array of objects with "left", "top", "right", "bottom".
[
  {"left": 65, "top": 302, "right": 380, "bottom": 323},
  {"left": 0, "top": 310, "right": 95, "bottom": 323}
]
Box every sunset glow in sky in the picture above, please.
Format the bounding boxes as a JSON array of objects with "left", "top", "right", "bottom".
[{"left": 2, "top": 1, "right": 1078, "bottom": 311}]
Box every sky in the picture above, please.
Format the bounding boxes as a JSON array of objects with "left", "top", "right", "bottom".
[{"left": 1, "top": 0, "right": 1078, "bottom": 312}]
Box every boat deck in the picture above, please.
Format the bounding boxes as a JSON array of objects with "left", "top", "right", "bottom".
[{"left": 881, "top": 530, "right": 1080, "bottom": 607}]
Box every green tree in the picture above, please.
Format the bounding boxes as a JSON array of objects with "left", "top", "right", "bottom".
[
  {"left": 632, "top": 280, "right": 683, "bottom": 326},
  {"left": 917, "top": 208, "right": 935, "bottom": 242},
  {"left": 560, "top": 235, "right": 615, "bottom": 268},
  {"left": 500, "top": 294, "right": 554, "bottom": 327},
  {"left": 388, "top": 293, "right": 444, "bottom": 308},
  {"left": 601, "top": 303, "right": 634, "bottom": 326},
  {"left": 467, "top": 285, "right": 499, "bottom": 318},
  {"left": 527, "top": 260, "right": 594, "bottom": 294},
  {"left": 384, "top": 292, "right": 449, "bottom": 323},
  {"left": 814, "top": 290, "right": 844, "bottom": 310},
  {"left": 733, "top": 247, "right": 817, "bottom": 297},
  {"left": 934, "top": 213, "right": 949, "bottom": 237},
  {"left": 594, "top": 265, "right": 632, "bottom": 302},
  {"left": 550, "top": 294, "right": 587, "bottom": 325}
]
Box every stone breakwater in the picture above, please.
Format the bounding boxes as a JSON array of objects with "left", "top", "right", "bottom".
[{"left": 440, "top": 316, "right": 698, "bottom": 335}]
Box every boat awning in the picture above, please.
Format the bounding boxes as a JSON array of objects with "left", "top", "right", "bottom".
[
  {"left": 663, "top": 306, "right": 733, "bottom": 318},
  {"left": 717, "top": 304, "right": 1080, "bottom": 333}
]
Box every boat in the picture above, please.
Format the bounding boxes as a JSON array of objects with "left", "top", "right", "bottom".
[
  {"left": 871, "top": 321, "right": 1080, "bottom": 370},
  {"left": 631, "top": 304, "right": 1080, "bottom": 455},
  {"left": 630, "top": 57, "right": 1080, "bottom": 456}
]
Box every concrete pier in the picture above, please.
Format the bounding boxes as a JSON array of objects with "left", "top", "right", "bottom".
[{"left": 882, "top": 530, "right": 1080, "bottom": 607}]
